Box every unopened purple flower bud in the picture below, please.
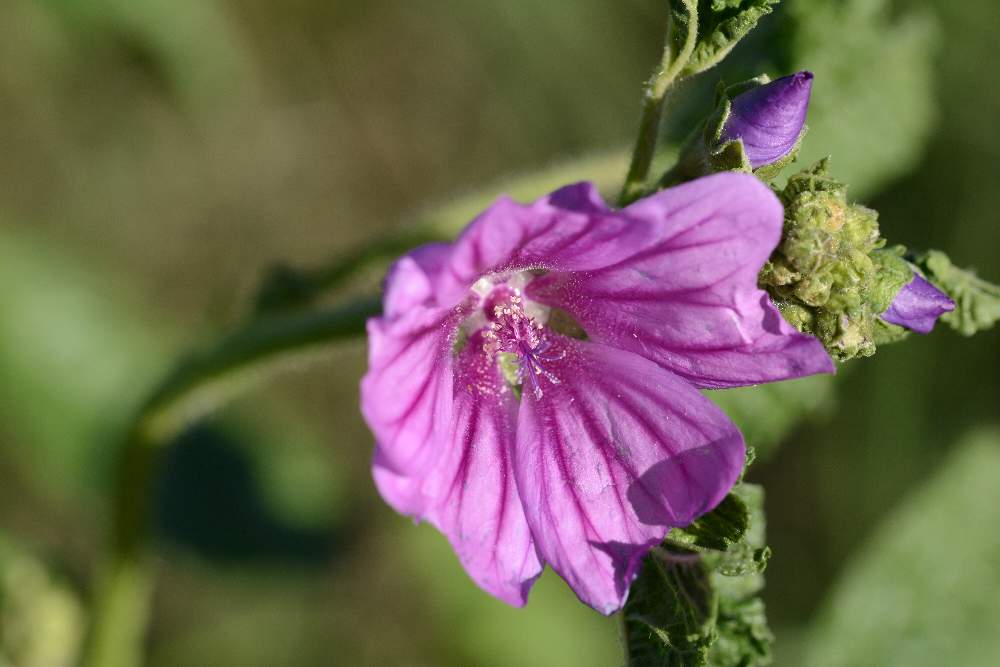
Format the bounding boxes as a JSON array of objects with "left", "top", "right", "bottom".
[
  {"left": 719, "top": 71, "right": 813, "bottom": 169},
  {"left": 882, "top": 274, "right": 955, "bottom": 334}
]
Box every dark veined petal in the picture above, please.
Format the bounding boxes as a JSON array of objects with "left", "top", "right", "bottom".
[
  {"left": 361, "top": 305, "right": 455, "bottom": 479},
  {"left": 372, "top": 331, "right": 542, "bottom": 605},
  {"left": 435, "top": 183, "right": 661, "bottom": 306},
  {"left": 363, "top": 242, "right": 458, "bottom": 480},
  {"left": 422, "top": 332, "right": 543, "bottom": 605},
  {"left": 882, "top": 273, "right": 955, "bottom": 334},
  {"left": 513, "top": 337, "right": 745, "bottom": 614},
  {"left": 528, "top": 173, "right": 834, "bottom": 389}
]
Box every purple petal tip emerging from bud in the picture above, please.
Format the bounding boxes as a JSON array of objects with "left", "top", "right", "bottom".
[
  {"left": 882, "top": 274, "right": 955, "bottom": 334},
  {"left": 720, "top": 71, "right": 813, "bottom": 169}
]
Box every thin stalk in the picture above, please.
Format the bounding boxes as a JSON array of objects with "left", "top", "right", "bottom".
[
  {"left": 618, "top": 611, "right": 632, "bottom": 667},
  {"left": 82, "top": 297, "right": 380, "bottom": 667},
  {"left": 253, "top": 232, "right": 441, "bottom": 316},
  {"left": 617, "top": 4, "right": 698, "bottom": 206},
  {"left": 618, "top": 90, "right": 672, "bottom": 206}
]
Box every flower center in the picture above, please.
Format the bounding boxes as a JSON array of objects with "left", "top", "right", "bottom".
[{"left": 480, "top": 291, "right": 563, "bottom": 399}]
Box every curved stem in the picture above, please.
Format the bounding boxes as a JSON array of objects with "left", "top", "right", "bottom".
[
  {"left": 253, "top": 234, "right": 441, "bottom": 316},
  {"left": 82, "top": 297, "right": 380, "bottom": 667},
  {"left": 617, "top": 1, "right": 698, "bottom": 206}
]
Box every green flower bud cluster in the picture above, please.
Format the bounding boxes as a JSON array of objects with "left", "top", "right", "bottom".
[{"left": 760, "top": 160, "right": 912, "bottom": 361}]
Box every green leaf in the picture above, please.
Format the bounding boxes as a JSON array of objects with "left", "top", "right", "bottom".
[
  {"left": 622, "top": 484, "right": 773, "bottom": 667},
  {"left": 703, "top": 484, "right": 770, "bottom": 582},
  {"left": 706, "top": 484, "right": 773, "bottom": 667},
  {"left": 672, "top": 493, "right": 750, "bottom": 552},
  {"left": 913, "top": 249, "right": 1000, "bottom": 336},
  {"left": 783, "top": 0, "right": 939, "bottom": 193},
  {"left": 710, "top": 595, "right": 771, "bottom": 667},
  {"left": 681, "top": 0, "right": 780, "bottom": 77},
  {"left": 662, "top": 0, "right": 700, "bottom": 89},
  {"left": 802, "top": 428, "right": 1000, "bottom": 667},
  {"left": 623, "top": 543, "right": 716, "bottom": 667}
]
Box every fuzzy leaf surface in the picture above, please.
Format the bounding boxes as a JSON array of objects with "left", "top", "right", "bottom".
[
  {"left": 622, "top": 484, "right": 773, "bottom": 667},
  {"left": 682, "top": 0, "right": 779, "bottom": 77},
  {"left": 914, "top": 250, "right": 1000, "bottom": 336}
]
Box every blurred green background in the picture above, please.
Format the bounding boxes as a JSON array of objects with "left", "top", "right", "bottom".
[{"left": 0, "top": 1, "right": 997, "bottom": 665}]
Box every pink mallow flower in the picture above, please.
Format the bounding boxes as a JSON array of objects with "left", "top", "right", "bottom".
[{"left": 361, "top": 173, "right": 833, "bottom": 614}]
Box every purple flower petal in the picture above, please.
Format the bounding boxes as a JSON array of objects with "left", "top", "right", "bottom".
[
  {"left": 528, "top": 173, "right": 834, "bottom": 388},
  {"left": 719, "top": 71, "right": 813, "bottom": 169},
  {"left": 425, "top": 334, "right": 543, "bottom": 605},
  {"left": 882, "top": 273, "right": 955, "bottom": 334},
  {"left": 361, "top": 305, "right": 455, "bottom": 477},
  {"left": 372, "top": 447, "right": 428, "bottom": 515},
  {"left": 363, "top": 174, "right": 837, "bottom": 613},
  {"left": 514, "top": 337, "right": 744, "bottom": 614},
  {"left": 383, "top": 242, "right": 451, "bottom": 317},
  {"left": 436, "top": 183, "right": 661, "bottom": 306},
  {"left": 363, "top": 243, "right": 460, "bottom": 478},
  {"left": 373, "top": 331, "right": 542, "bottom": 605}
]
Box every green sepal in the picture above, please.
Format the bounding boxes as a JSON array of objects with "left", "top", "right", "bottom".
[
  {"left": 546, "top": 307, "right": 589, "bottom": 340},
  {"left": 718, "top": 73, "right": 771, "bottom": 104},
  {"left": 911, "top": 249, "right": 1000, "bottom": 336},
  {"left": 681, "top": 0, "right": 781, "bottom": 78},
  {"left": 707, "top": 139, "right": 754, "bottom": 173},
  {"left": 870, "top": 247, "right": 914, "bottom": 314},
  {"left": 705, "top": 82, "right": 738, "bottom": 144},
  {"left": 699, "top": 484, "right": 770, "bottom": 581},
  {"left": 872, "top": 319, "right": 910, "bottom": 346}
]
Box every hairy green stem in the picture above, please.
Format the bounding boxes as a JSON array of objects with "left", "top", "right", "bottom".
[
  {"left": 254, "top": 233, "right": 441, "bottom": 315},
  {"left": 618, "top": 91, "right": 672, "bottom": 206},
  {"left": 82, "top": 297, "right": 380, "bottom": 667},
  {"left": 617, "top": 3, "right": 697, "bottom": 206}
]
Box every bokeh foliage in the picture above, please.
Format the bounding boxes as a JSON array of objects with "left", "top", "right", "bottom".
[
  {"left": 0, "top": 1, "right": 997, "bottom": 665},
  {"left": 802, "top": 428, "right": 1000, "bottom": 667}
]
